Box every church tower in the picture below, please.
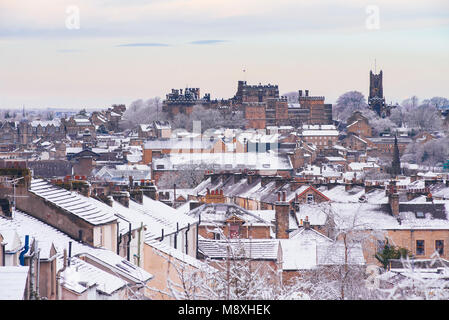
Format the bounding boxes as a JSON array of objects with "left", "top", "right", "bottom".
[{"left": 368, "top": 70, "right": 387, "bottom": 117}]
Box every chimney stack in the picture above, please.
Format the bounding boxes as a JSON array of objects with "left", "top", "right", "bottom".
[
  {"left": 112, "top": 191, "right": 130, "bottom": 208},
  {"left": 303, "top": 216, "right": 311, "bottom": 230},
  {"left": 305, "top": 90, "right": 309, "bottom": 97},
  {"left": 388, "top": 180, "right": 399, "bottom": 217},
  {"left": 275, "top": 191, "right": 290, "bottom": 239}
]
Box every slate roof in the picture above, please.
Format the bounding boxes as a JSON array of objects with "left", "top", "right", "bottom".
[
  {"left": 152, "top": 152, "right": 293, "bottom": 171},
  {"left": 0, "top": 210, "right": 153, "bottom": 289},
  {"left": 61, "top": 257, "right": 127, "bottom": 295},
  {"left": 29, "top": 179, "right": 117, "bottom": 226},
  {"left": 198, "top": 238, "right": 280, "bottom": 260},
  {"left": 187, "top": 203, "right": 272, "bottom": 226}
]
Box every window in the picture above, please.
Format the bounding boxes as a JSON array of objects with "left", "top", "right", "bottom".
[
  {"left": 416, "top": 211, "right": 425, "bottom": 218},
  {"left": 436, "top": 240, "right": 444, "bottom": 256},
  {"left": 416, "top": 240, "right": 425, "bottom": 255},
  {"left": 307, "top": 194, "right": 314, "bottom": 204}
]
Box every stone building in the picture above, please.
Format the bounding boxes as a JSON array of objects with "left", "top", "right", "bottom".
[
  {"left": 368, "top": 70, "right": 395, "bottom": 118},
  {"left": 162, "top": 88, "right": 211, "bottom": 117},
  {"left": 234, "top": 81, "right": 279, "bottom": 103},
  {"left": 346, "top": 111, "right": 372, "bottom": 138}
]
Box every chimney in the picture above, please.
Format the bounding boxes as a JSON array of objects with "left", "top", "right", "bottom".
[
  {"left": 141, "top": 184, "right": 157, "bottom": 200},
  {"left": 112, "top": 191, "right": 130, "bottom": 208},
  {"left": 426, "top": 193, "right": 433, "bottom": 203},
  {"left": 305, "top": 90, "right": 309, "bottom": 97},
  {"left": 275, "top": 191, "right": 290, "bottom": 239},
  {"left": 0, "top": 198, "right": 12, "bottom": 219},
  {"left": 234, "top": 173, "right": 243, "bottom": 184},
  {"left": 189, "top": 201, "right": 202, "bottom": 211},
  {"left": 276, "top": 177, "right": 285, "bottom": 188},
  {"left": 130, "top": 189, "right": 143, "bottom": 204},
  {"left": 303, "top": 216, "right": 311, "bottom": 230},
  {"left": 299, "top": 90, "right": 303, "bottom": 97},
  {"left": 388, "top": 180, "right": 399, "bottom": 217}
]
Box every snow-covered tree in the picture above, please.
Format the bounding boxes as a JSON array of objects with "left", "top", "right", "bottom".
[
  {"left": 376, "top": 254, "right": 449, "bottom": 300},
  {"left": 334, "top": 91, "right": 368, "bottom": 122},
  {"left": 155, "top": 228, "right": 310, "bottom": 300},
  {"left": 157, "top": 163, "right": 211, "bottom": 189},
  {"left": 283, "top": 91, "right": 299, "bottom": 103},
  {"left": 122, "top": 97, "right": 167, "bottom": 129}
]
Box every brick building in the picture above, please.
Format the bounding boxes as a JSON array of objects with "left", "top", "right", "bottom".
[
  {"left": 298, "top": 90, "right": 333, "bottom": 125},
  {"left": 162, "top": 88, "right": 211, "bottom": 117}
]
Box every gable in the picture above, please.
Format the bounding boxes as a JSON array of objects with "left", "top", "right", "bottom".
[
  {"left": 225, "top": 214, "right": 246, "bottom": 224},
  {"left": 296, "top": 185, "right": 330, "bottom": 202}
]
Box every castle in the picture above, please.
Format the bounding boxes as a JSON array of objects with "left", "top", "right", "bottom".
[{"left": 162, "top": 81, "right": 333, "bottom": 129}]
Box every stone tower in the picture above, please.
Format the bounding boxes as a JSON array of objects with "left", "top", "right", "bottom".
[{"left": 368, "top": 70, "right": 387, "bottom": 117}]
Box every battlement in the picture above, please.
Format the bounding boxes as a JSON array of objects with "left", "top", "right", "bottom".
[
  {"left": 239, "top": 81, "right": 278, "bottom": 90},
  {"left": 299, "top": 96, "right": 325, "bottom": 101}
]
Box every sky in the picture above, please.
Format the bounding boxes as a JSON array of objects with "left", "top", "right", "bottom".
[{"left": 0, "top": 0, "right": 448, "bottom": 110}]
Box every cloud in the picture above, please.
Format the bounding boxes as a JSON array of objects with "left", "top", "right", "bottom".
[
  {"left": 189, "top": 40, "right": 228, "bottom": 45},
  {"left": 116, "top": 42, "right": 170, "bottom": 47}
]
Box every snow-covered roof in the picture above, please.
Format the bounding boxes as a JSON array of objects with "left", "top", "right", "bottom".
[
  {"left": 29, "top": 179, "right": 117, "bottom": 226},
  {"left": 329, "top": 202, "right": 449, "bottom": 230},
  {"left": 0, "top": 266, "right": 29, "bottom": 300},
  {"left": 152, "top": 152, "right": 292, "bottom": 171},
  {"left": 198, "top": 238, "right": 280, "bottom": 260},
  {"left": 187, "top": 203, "right": 272, "bottom": 227},
  {"left": 126, "top": 195, "right": 198, "bottom": 241},
  {"left": 281, "top": 229, "right": 365, "bottom": 270},
  {"left": 61, "top": 257, "right": 127, "bottom": 295},
  {"left": 144, "top": 138, "right": 216, "bottom": 150},
  {"left": 30, "top": 119, "right": 61, "bottom": 127},
  {"left": 0, "top": 229, "right": 22, "bottom": 252},
  {"left": 95, "top": 165, "right": 151, "bottom": 181},
  {"left": 348, "top": 162, "right": 380, "bottom": 171},
  {"left": 301, "top": 130, "right": 339, "bottom": 137},
  {"left": 325, "top": 156, "right": 346, "bottom": 162},
  {"left": 0, "top": 210, "right": 153, "bottom": 287},
  {"left": 145, "top": 239, "right": 209, "bottom": 270}
]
